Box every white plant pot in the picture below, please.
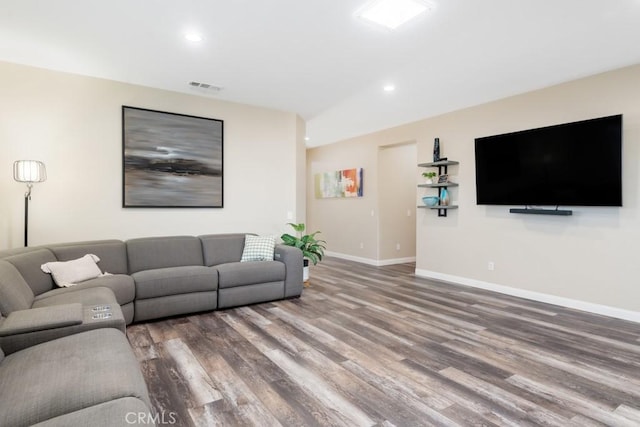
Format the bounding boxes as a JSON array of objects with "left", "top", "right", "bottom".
[{"left": 303, "top": 259, "right": 310, "bottom": 282}]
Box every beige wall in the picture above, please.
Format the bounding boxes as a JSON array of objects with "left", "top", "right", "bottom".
[
  {"left": 307, "top": 63, "right": 640, "bottom": 316},
  {"left": 307, "top": 140, "right": 380, "bottom": 261},
  {"left": 307, "top": 132, "right": 420, "bottom": 264},
  {"left": 295, "top": 115, "right": 307, "bottom": 223},
  {"left": 0, "top": 61, "right": 304, "bottom": 249}
]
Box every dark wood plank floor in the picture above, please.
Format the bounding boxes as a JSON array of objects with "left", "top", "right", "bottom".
[{"left": 127, "top": 257, "right": 640, "bottom": 426}]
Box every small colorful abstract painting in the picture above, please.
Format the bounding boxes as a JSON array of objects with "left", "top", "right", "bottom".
[{"left": 314, "top": 168, "right": 364, "bottom": 198}]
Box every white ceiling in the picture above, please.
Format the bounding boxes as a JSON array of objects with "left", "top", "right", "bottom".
[{"left": 2, "top": 0, "right": 640, "bottom": 147}]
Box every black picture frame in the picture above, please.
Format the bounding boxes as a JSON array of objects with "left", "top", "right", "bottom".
[
  {"left": 122, "top": 106, "right": 223, "bottom": 208},
  {"left": 437, "top": 174, "right": 449, "bottom": 184}
]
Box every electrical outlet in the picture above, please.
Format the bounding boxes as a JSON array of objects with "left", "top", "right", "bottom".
[
  {"left": 286, "top": 211, "right": 293, "bottom": 220},
  {"left": 396, "top": 243, "right": 401, "bottom": 251},
  {"left": 407, "top": 209, "right": 411, "bottom": 217},
  {"left": 360, "top": 242, "right": 364, "bottom": 249},
  {"left": 488, "top": 261, "right": 495, "bottom": 271}
]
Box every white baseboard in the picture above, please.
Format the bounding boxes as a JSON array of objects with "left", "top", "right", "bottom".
[
  {"left": 415, "top": 268, "right": 640, "bottom": 324},
  {"left": 326, "top": 251, "right": 416, "bottom": 267},
  {"left": 378, "top": 257, "right": 417, "bottom": 266}
]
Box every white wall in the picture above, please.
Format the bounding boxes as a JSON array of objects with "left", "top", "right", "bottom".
[
  {"left": 0, "top": 61, "right": 304, "bottom": 249},
  {"left": 308, "top": 63, "right": 640, "bottom": 318}
]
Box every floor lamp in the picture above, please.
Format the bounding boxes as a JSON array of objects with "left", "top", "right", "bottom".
[{"left": 13, "top": 160, "right": 47, "bottom": 247}]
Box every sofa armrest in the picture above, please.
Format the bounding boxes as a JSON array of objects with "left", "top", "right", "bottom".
[
  {"left": 0, "top": 303, "right": 124, "bottom": 354},
  {"left": 0, "top": 303, "right": 83, "bottom": 336},
  {"left": 274, "top": 244, "right": 304, "bottom": 298}
]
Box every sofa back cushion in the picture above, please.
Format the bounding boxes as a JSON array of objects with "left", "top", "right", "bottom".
[
  {"left": 0, "top": 260, "right": 35, "bottom": 314},
  {"left": 126, "top": 236, "right": 204, "bottom": 274},
  {"left": 49, "top": 240, "right": 128, "bottom": 274},
  {"left": 1, "top": 248, "right": 56, "bottom": 295},
  {"left": 199, "top": 234, "right": 247, "bottom": 266}
]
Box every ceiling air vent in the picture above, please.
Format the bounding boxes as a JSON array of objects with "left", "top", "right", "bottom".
[{"left": 188, "top": 81, "right": 222, "bottom": 92}]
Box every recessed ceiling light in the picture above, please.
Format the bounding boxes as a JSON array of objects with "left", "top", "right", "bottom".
[
  {"left": 383, "top": 85, "right": 395, "bottom": 92},
  {"left": 185, "top": 32, "right": 203, "bottom": 42},
  {"left": 357, "top": 0, "right": 434, "bottom": 30}
]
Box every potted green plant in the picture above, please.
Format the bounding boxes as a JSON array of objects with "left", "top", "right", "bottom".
[
  {"left": 422, "top": 171, "right": 437, "bottom": 184},
  {"left": 280, "top": 223, "right": 326, "bottom": 283}
]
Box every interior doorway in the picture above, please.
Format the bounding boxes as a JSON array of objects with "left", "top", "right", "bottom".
[{"left": 377, "top": 142, "right": 417, "bottom": 264}]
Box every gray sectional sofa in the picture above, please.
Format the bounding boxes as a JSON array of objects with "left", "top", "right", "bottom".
[
  {"left": 0, "top": 329, "right": 154, "bottom": 427},
  {"left": 0, "top": 233, "right": 304, "bottom": 426}
]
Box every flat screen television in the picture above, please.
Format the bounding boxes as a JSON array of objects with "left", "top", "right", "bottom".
[{"left": 474, "top": 114, "right": 622, "bottom": 208}]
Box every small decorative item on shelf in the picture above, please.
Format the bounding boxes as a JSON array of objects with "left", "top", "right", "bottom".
[
  {"left": 422, "top": 171, "right": 437, "bottom": 184},
  {"left": 437, "top": 174, "right": 449, "bottom": 184},
  {"left": 433, "top": 137, "right": 440, "bottom": 162},
  {"left": 422, "top": 196, "right": 439, "bottom": 207},
  {"left": 440, "top": 188, "right": 450, "bottom": 206}
]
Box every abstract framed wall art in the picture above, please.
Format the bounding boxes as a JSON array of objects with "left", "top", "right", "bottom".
[
  {"left": 122, "top": 106, "right": 223, "bottom": 207},
  {"left": 314, "top": 167, "right": 364, "bottom": 198}
]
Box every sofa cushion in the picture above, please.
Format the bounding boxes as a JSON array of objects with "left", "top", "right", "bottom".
[
  {"left": 127, "top": 236, "right": 204, "bottom": 273},
  {"left": 41, "top": 254, "right": 103, "bottom": 287},
  {"left": 2, "top": 248, "right": 56, "bottom": 295},
  {"left": 35, "top": 274, "right": 135, "bottom": 306},
  {"left": 31, "top": 397, "right": 155, "bottom": 427},
  {"left": 0, "top": 328, "right": 150, "bottom": 427},
  {"left": 32, "top": 286, "right": 117, "bottom": 309},
  {"left": 216, "top": 261, "right": 285, "bottom": 289},
  {"left": 134, "top": 292, "right": 217, "bottom": 322},
  {"left": 48, "top": 240, "right": 128, "bottom": 274},
  {"left": 199, "top": 233, "right": 246, "bottom": 266},
  {"left": 0, "top": 260, "right": 35, "bottom": 315},
  {"left": 218, "top": 282, "right": 285, "bottom": 309},
  {"left": 133, "top": 266, "right": 218, "bottom": 299},
  {"left": 240, "top": 235, "right": 276, "bottom": 262}
]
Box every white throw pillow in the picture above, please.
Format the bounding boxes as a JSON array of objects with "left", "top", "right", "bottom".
[
  {"left": 240, "top": 235, "right": 276, "bottom": 262},
  {"left": 41, "top": 254, "right": 103, "bottom": 287}
]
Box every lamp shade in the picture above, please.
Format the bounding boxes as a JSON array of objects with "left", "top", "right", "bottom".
[{"left": 13, "top": 160, "right": 47, "bottom": 183}]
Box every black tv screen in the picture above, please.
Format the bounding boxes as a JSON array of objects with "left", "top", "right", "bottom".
[{"left": 474, "top": 115, "right": 622, "bottom": 207}]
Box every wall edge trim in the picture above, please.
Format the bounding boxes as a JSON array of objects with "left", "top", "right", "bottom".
[
  {"left": 326, "top": 251, "right": 415, "bottom": 267},
  {"left": 414, "top": 268, "right": 640, "bottom": 324}
]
